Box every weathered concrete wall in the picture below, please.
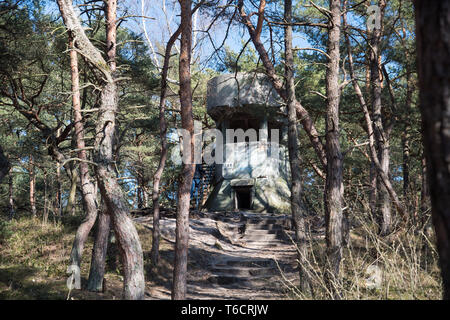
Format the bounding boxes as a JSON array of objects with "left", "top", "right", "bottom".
[
  {"left": 222, "top": 141, "right": 289, "bottom": 179},
  {"left": 205, "top": 73, "right": 291, "bottom": 214},
  {"left": 205, "top": 176, "right": 291, "bottom": 214},
  {"left": 207, "top": 73, "right": 284, "bottom": 121}
]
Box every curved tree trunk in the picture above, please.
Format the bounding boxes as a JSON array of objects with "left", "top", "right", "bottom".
[
  {"left": 93, "top": 0, "right": 145, "bottom": 300},
  {"left": 68, "top": 34, "right": 99, "bottom": 272},
  {"left": 57, "top": 0, "right": 145, "bottom": 299}
]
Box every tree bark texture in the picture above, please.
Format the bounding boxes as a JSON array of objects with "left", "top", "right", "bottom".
[
  {"left": 172, "top": 0, "right": 195, "bottom": 300},
  {"left": 368, "top": 0, "right": 393, "bottom": 235},
  {"left": 324, "top": 0, "right": 344, "bottom": 298},
  {"left": 57, "top": 0, "right": 145, "bottom": 299},
  {"left": 414, "top": 0, "right": 450, "bottom": 300},
  {"left": 68, "top": 34, "right": 99, "bottom": 272},
  {"left": 87, "top": 206, "right": 111, "bottom": 292},
  {"left": 284, "top": 0, "right": 310, "bottom": 294},
  {"left": 343, "top": 4, "right": 406, "bottom": 221}
]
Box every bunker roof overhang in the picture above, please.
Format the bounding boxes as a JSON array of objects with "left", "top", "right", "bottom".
[{"left": 206, "top": 73, "right": 284, "bottom": 121}]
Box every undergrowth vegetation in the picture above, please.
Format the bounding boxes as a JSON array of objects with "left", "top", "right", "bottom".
[{"left": 281, "top": 210, "right": 441, "bottom": 300}]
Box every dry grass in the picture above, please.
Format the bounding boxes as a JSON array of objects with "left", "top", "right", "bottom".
[
  {"left": 281, "top": 210, "right": 442, "bottom": 300},
  {"left": 0, "top": 210, "right": 443, "bottom": 300},
  {"left": 0, "top": 215, "right": 173, "bottom": 300}
]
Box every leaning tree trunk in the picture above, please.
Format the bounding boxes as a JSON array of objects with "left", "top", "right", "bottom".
[
  {"left": 172, "top": 0, "right": 195, "bottom": 300},
  {"left": 324, "top": 0, "right": 344, "bottom": 298},
  {"left": 284, "top": 0, "right": 310, "bottom": 295},
  {"left": 57, "top": 0, "right": 145, "bottom": 299},
  {"left": 414, "top": 0, "right": 450, "bottom": 300},
  {"left": 151, "top": 26, "right": 181, "bottom": 266},
  {"left": 87, "top": 205, "right": 111, "bottom": 292},
  {"left": 343, "top": 2, "right": 406, "bottom": 222}
]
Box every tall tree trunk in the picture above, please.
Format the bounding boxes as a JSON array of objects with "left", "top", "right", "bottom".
[
  {"left": 378, "top": 126, "right": 392, "bottom": 234},
  {"left": 343, "top": 0, "right": 406, "bottom": 222},
  {"left": 367, "top": 55, "right": 378, "bottom": 219},
  {"left": 284, "top": 0, "right": 310, "bottom": 295},
  {"left": 172, "top": 0, "right": 195, "bottom": 300},
  {"left": 414, "top": 0, "right": 450, "bottom": 300},
  {"left": 402, "top": 78, "right": 412, "bottom": 198},
  {"left": 402, "top": 54, "right": 414, "bottom": 217},
  {"left": 137, "top": 174, "right": 144, "bottom": 209},
  {"left": 29, "top": 154, "right": 37, "bottom": 217},
  {"left": 151, "top": 26, "right": 181, "bottom": 266},
  {"left": 324, "top": 0, "right": 344, "bottom": 298},
  {"left": 68, "top": 34, "right": 99, "bottom": 272},
  {"left": 142, "top": 186, "right": 149, "bottom": 208},
  {"left": 368, "top": 0, "right": 392, "bottom": 235}
]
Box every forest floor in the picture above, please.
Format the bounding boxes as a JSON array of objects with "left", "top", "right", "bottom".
[
  {"left": 0, "top": 211, "right": 299, "bottom": 300},
  {"left": 0, "top": 210, "right": 442, "bottom": 300},
  {"left": 139, "top": 211, "right": 299, "bottom": 300}
]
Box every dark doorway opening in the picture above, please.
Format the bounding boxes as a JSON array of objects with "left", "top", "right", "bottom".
[{"left": 235, "top": 187, "right": 252, "bottom": 210}]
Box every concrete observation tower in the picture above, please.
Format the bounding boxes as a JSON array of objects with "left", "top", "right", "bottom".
[{"left": 204, "top": 73, "right": 291, "bottom": 214}]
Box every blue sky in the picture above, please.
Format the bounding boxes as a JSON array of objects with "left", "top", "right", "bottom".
[{"left": 42, "top": 0, "right": 315, "bottom": 71}]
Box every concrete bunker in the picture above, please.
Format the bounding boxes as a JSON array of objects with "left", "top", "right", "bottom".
[{"left": 204, "top": 73, "right": 291, "bottom": 214}]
